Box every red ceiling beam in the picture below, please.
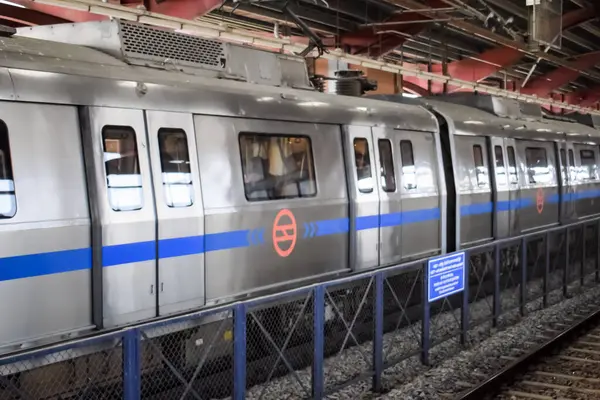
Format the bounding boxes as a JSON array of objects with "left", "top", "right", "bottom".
[
  {"left": 12, "top": 0, "right": 105, "bottom": 22},
  {"left": 560, "top": 86, "right": 600, "bottom": 109},
  {"left": 340, "top": 0, "right": 448, "bottom": 56},
  {"left": 0, "top": 3, "right": 68, "bottom": 26},
  {"left": 340, "top": 12, "right": 432, "bottom": 56},
  {"left": 562, "top": 6, "right": 598, "bottom": 29},
  {"left": 145, "top": 0, "right": 222, "bottom": 20},
  {"left": 521, "top": 52, "right": 600, "bottom": 97},
  {"left": 13, "top": 0, "right": 222, "bottom": 24},
  {"left": 431, "top": 47, "right": 522, "bottom": 81},
  {"left": 402, "top": 80, "right": 429, "bottom": 96}
]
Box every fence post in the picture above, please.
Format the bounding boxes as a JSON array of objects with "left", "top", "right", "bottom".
[
  {"left": 581, "top": 224, "right": 586, "bottom": 286},
  {"left": 123, "top": 328, "right": 141, "bottom": 400},
  {"left": 233, "top": 303, "right": 247, "bottom": 400},
  {"left": 520, "top": 237, "right": 527, "bottom": 317},
  {"left": 421, "top": 262, "right": 430, "bottom": 366},
  {"left": 373, "top": 273, "right": 384, "bottom": 392},
  {"left": 461, "top": 252, "right": 469, "bottom": 346},
  {"left": 313, "top": 285, "right": 325, "bottom": 399},
  {"left": 493, "top": 245, "right": 500, "bottom": 327},
  {"left": 564, "top": 228, "right": 570, "bottom": 297},
  {"left": 543, "top": 232, "right": 550, "bottom": 308}
]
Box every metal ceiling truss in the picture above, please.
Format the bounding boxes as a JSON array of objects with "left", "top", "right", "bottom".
[{"left": 19, "top": 0, "right": 600, "bottom": 115}]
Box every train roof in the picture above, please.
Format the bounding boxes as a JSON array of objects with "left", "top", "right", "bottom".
[
  {"left": 371, "top": 93, "right": 600, "bottom": 143},
  {"left": 0, "top": 20, "right": 438, "bottom": 133}
]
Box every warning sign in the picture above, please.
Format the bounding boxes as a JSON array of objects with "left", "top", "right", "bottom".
[
  {"left": 272, "top": 209, "right": 297, "bottom": 258},
  {"left": 427, "top": 252, "right": 466, "bottom": 303}
]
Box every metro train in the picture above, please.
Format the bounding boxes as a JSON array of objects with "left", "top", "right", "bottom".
[{"left": 1, "top": 19, "right": 599, "bottom": 357}]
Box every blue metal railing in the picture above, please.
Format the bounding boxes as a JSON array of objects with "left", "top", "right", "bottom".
[{"left": 0, "top": 218, "right": 599, "bottom": 400}]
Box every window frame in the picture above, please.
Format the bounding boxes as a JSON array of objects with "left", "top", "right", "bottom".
[
  {"left": 472, "top": 144, "right": 488, "bottom": 188},
  {"left": 157, "top": 127, "right": 194, "bottom": 208},
  {"left": 353, "top": 137, "right": 374, "bottom": 194},
  {"left": 238, "top": 132, "right": 318, "bottom": 202},
  {"left": 101, "top": 125, "right": 144, "bottom": 212},
  {"left": 507, "top": 145, "right": 518, "bottom": 185},
  {"left": 560, "top": 148, "right": 567, "bottom": 184},
  {"left": 0, "top": 120, "right": 16, "bottom": 219},
  {"left": 399, "top": 139, "right": 417, "bottom": 191},
  {"left": 524, "top": 146, "right": 550, "bottom": 185},
  {"left": 377, "top": 138, "right": 396, "bottom": 193},
  {"left": 579, "top": 148, "right": 598, "bottom": 181}
]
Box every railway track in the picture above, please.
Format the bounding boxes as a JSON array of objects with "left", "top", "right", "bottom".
[{"left": 456, "top": 306, "right": 600, "bottom": 400}]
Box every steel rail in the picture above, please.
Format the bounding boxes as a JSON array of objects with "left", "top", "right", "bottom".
[{"left": 455, "top": 307, "right": 600, "bottom": 400}]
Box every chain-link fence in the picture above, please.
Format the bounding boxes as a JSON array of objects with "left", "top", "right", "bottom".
[
  {"left": 1, "top": 220, "right": 600, "bottom": 400},
  {"left": 0, "top": 332, "right": 124, "bottom": 400}
]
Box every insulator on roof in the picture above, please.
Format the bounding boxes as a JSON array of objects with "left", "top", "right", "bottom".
[{"left": 328, "top": 70, "right": 377, "bottom": 97}]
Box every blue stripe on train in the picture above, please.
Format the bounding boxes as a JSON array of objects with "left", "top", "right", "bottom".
[
  {"left": 461, "top": 187, "right": 600, "bottom": 217},
  {"left": 0, "top": 248, "right": 91, "bottom": 281},
  {"left": 462, "top": 198, "right": 535, "bottom": 216},
  {"left": 4, "top": 186, "right": 600, "bottom": 282}
]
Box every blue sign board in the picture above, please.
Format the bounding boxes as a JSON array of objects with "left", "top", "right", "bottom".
[{"left": 427, "top": 252, "right": 466, "bottom": 303}]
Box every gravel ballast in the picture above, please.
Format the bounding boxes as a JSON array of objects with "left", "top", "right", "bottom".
[
  {"left": 237, "top": 263, "right": 599, "bottom": 400},
  {"left": 377, "top": 279, "right": 600, "bottom": 400}
]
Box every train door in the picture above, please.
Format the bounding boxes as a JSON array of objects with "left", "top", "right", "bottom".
[
  {"left": 81, "top": 107, "right": 157, "bottom": 328},
  {"left": 344, "top": 126, "right": 380, "bottom": 271},
  {"left": 372, "top": 127, "right": 402, "bottom": 266},
  {"left": 398, "top": 130, "right": 441, "bottom": 259},
  {"left": 516, "top": 140, "right": 559, "bottom": 232},
  {"left": 572, "top": 142, "right": 600, "bottom": 219},
  {"left": 490, "top": 137, "right": 520, "bottom": 238},
  {"left": 145, "top": 111, "right": 205, "bottom": 316},
  {"left": 455, "top": 136, "right": 493, "bottom": 247},
  {"left": 505, "top": 140, "right": 520, "bottom": 236},
  {"left": 566, "top": 144, "right": 577, "bottom": 220},
  {"left": 490, "top": 136, "right": 509, "bottom": 239},
  {"left": 558, "top": 141, "right": 575, "bottom": 223}
]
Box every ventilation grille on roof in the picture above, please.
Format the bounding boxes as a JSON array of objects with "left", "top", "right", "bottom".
[
  {"left": 120, "top": 21, "right": 226, "bottom": 69},
  {"left": 15, "top": 20, "right": 313, "bottom": 89}
]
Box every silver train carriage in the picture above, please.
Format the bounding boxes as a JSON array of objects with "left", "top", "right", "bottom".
[
  {"left": 374, "top": 93, "right": 600, "bottom": 252},
  {"left": 0, "top": 20, "right": 446, "bottom": 353},
  {"left": 2, "top": 19, "right": 600, "bottom": 356}
]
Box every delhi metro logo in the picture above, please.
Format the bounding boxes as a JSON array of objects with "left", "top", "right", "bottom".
[
  {"left": 536, "top": 188, "right": 544, "bottom": 214},
  {"left": 272, "top": 209, "right": 297, "bottom": 258}
]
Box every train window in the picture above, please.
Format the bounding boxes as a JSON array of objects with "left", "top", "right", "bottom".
[
  {"left": 507, "top": 146, "right": 518, "bottom": 185},
  {"left": 158, "top": 128, "right": 194, "bottom": 208},
  {"left": 560, "top": 149, "right": 567, "bottom": 184},
  {"left": 378, "top": 139, "right": 396, "bottom": 192},
  {"left": 239, "top": 133, "right": 317, "bottom": 201},
  {"left": 569, "top": 149, "right": 575, "bottom": 181},
  {"left": 353, "top": 138, "right": 373, "bottom": 194},
  {"left": 400, "top": 140, "right": 417, "bottom": 190},
  {"left": 494, "top": 146, "right": 506, "bottom": 185},
  {"left": 0, "top": 121, "right": 16, "bottom": 218},
  {"left": 579, "top": 149, "right": 598, "bottom": 181},
  {"left": 525, "top": 147, "right": 551, "bottom": 185},
  {"left": 472, "top": 145, "right": 488, "bottom": 187},
  {"left": 102, "top": 126, "right": 144, "bottom": 211}
]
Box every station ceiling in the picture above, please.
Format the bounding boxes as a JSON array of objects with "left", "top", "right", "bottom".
[{"left": 3, "top": 0, "right": 600, "bottom": 110}]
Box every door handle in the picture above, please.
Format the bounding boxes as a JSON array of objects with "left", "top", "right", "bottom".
[{"left": 150, "top": 284, "right": 154, "bottom": 294}]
